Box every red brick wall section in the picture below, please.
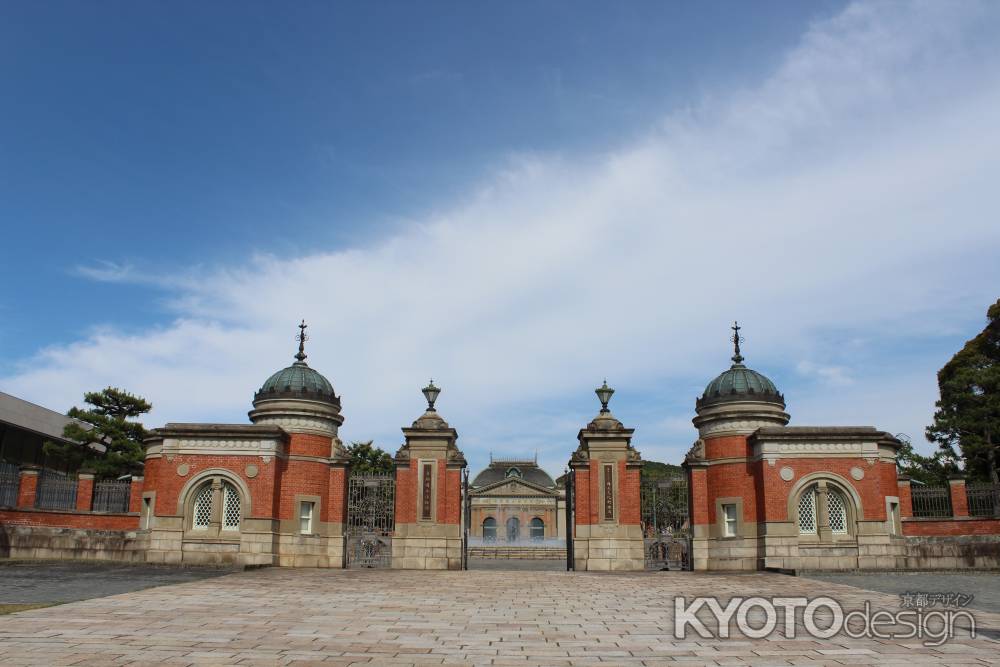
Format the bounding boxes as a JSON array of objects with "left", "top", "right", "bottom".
[
  {"left": 950, "top": 479, "right": 970, "bottom": 518},
  {"left": 618, "top": 461, "right": 641, "bottom": 525},
  {"left": 705, "top": 461, "right": 758, "bottom": 524},
  {"left": 704, "top": 435, "right": 750, "bottom": 460},
  {"left": 144, "top": 454, "right": 278, "bottom": 519},
  {"left": 76, "top": 477, "right": 94, "bottom": 512},
  {"left": 898, "top": 479, "right": 913, "bottom": 518},
  {"left": 903, "top": 518, "right": 1000, "bottom": 536},
  {"left": 572, "top": 466, "right": 591, "bottom": 533},
  {"left": 688, "top": 467, "right": 709, "bottom": 527},
  {"left": 277, "top": 459, "right": 330, "bottom": 521},
  {"left": 16, "top": 472, "right": 37, "bottom": 509},
  {"left": 128, "top": 477, "right": 144, "bottom": 514},
  {"left": 394, "top": 464, "right": 416, "bottom": 525},
  {"left": 327, "top": 465, "right": 347, "bottom": 524},
  {"left": 0, "top": 508, "right": 139, "bottom": 530}
]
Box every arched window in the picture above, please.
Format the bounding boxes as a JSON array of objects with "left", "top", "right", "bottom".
[
  {"left": 506, "top": 467, "right": 522, "bottom": 479},
  {"left": 187, "top": 476, "right": 243, "bottom": 536},
  {"left": 193, "top": 484, "right": 214, "bottom": 529},
  {"left": 482, "top": 517, "right": 497, "bottom": 541},
  {"left": 796, "top": 482, "right": 853, "bottom": 538},
  {"left": 222, "top": 482, "right": 241, "bottom": 530},
  {"left": 530, "top": 517, "right": 544, "bottom": 541},
  {"left": 506, "top": 516, "right": 520, "bottom": 542}
]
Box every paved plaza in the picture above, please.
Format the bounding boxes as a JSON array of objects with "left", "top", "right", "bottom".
[{"left": 0, "top": 567, "right": 999, "bottom": 666}]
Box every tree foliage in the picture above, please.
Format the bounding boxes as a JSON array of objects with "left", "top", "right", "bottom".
[
  {"left": 43, "top": 387, "right": 151, "bottom": 478},
  {"left": 346, "top": 440, "right": 394, "bottom": 475},
  {"left": 895, "top": 435, "right": 957, "bottom": 485},
  {"left": 926, "top": 299, "right": 1000, "bottom": 484}
]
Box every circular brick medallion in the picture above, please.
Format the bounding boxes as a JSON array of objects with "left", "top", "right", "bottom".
[
  {"left": 245, "top": 464, "right": 259, "bottom": 479},
  {"left": 850, "top": 466, "right": 865, "bottom": 480},
  {"left": 779, "top": 466, "right": 794, "bottom": 481},
  {"left": 176, "top": 463, "right": 190, "bottom": 477}
]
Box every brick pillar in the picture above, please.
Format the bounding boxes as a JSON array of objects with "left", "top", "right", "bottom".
[
  {"left": 76, "top": 471, "right": 95, "bottom": 512},
  {"left": 17, "top": 465, "right": 40, "bottom": 509},
  {"left": 128, "top": 476, "right": 144, "bottom": 514},
  {"left": 392, "top": 383, "right": 466, "bottom": 570},
  {"left": 948, "top": 475, "right": 969, "bottom": 518},
  {"left": 897, "top": 476, "right": 913, "bottom": 519},
  {"left": 567, "top": 383, "right": 644, "bottom": 572},
  {"left": 686, "top": 462, "right": 709, "bottom": 571}
]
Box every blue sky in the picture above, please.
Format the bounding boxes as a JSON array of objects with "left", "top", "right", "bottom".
[{"left": 2, "top": 1, "right": 999, "bottom": 476}]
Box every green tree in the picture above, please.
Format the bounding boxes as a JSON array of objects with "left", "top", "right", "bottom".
[
  {"left": 346, "top": 440, "right": 394, "bottom": 475},
  {"left": 894, "top": 434, "right": 957, "bottom": 485},
  {"left": 926, "top": 299, "right": 1000, "bottom": 484},
  {"left": 43, "top": 387, "right": 151, "bottom": 478}
]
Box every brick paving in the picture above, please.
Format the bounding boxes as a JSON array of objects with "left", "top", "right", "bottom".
[{"left": 0, "top": 568, "right": 998, "bottom": 666}]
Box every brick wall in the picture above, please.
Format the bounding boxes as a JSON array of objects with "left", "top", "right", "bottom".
[
  {"left": 0, "top": 508, "right": 139, "bottom": 531},
  {"left": 903, "top": 518, "right": 1000, "bottom": 536}
]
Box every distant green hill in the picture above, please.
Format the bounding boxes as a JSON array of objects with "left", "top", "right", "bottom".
[{"left": 640, "top": 460, "right": 684, "bottom": 481}]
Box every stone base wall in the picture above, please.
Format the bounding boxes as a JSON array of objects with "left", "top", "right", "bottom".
[
  {"left": 391, "top": 535, "right": 463, "bottom": 569},
  {"left": 904, "top": 535, "right": 1000, "bottom": 569},
  {"left": 0, "top": 524, "right": 148, "bottom": 562},
  {"left": 392, "top": 522, "right": 463, "bottom": 569},
  {"left": 695, "top": 520, "right": 908, "bottom": 571},
  {"left": 573, "top": 525, "right": 644, "bottom": 571}
]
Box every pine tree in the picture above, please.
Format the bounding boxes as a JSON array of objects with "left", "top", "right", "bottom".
[
  {"left": 44, "top": 387, "right": 151, "bottom": 478},
  {"left": 926, "top": 299, "right": 1000, "bottom": 484},
  {"left": 346, "top": 440, "right": 394, "bottom": 475}
]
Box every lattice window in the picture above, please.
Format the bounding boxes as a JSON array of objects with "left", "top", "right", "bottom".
[
  {"left": 828, "top": 489, "right": 847, "bottom": 534},
  {"left": 193, "top": 484, "right": 213, "bottom": 528},
  {"left": 797, "top": 486, "right": 817, "bottom": 534},
  {"left": 222, "top": 483, "right": 241, "bottom": 530}
]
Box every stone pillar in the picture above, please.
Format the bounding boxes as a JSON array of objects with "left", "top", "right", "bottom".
[
  {"left": 17, "top": 465, "right": 40, "bottom": 509},
  {"left": 128, "top": 476, "right": 144, "bottom": 514},
  {"left": 567, "top": 382, "right": 644, "bottom": 571},
  {"left": 76, "top": 471, "right": 95, "bottom": 512},
  {"left": 948, "top": 475, "right": 969, "bottom": 518},
  {"left": 392, "top": 382, "right": 467, "bottom": 570},
  {"left": 897, "top": 477, "right": 913, "bottom": 519}
]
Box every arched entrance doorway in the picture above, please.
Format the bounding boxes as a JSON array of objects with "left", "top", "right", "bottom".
[{"left": 506, "top": 516, "right": 520, "bottom": 542}]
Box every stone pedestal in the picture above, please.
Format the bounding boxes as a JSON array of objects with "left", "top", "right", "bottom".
[
  {"left": 392, "top": 383, "right": 466, "bottom": 570},
  {"left": 568, "top": 384, "right": 644, "bottom": 571}
]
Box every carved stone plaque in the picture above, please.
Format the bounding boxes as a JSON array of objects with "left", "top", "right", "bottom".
[
  {"left": 421, "top": 462, "right": 433, "bottom": 520},
  {"left": 603, "top": 463, "right": 614, "bottom": 521}
]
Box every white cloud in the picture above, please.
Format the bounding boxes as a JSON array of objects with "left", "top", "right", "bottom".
[{"left": 4, "top": 1, "right": 1000, "bottom": 473}]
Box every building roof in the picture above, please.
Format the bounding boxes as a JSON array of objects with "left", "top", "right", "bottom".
[
  {"left": 471, "top": 456, "right": 556, "bottom": 489},
  {"left": 253, "top": 322, "right": 339, "bottom": 407},
  {"left": 697, "top": 323, "right": 784, "bottom": 409},
  {"left": 0, "top": 391, "right": 93, "bottom": 445}
]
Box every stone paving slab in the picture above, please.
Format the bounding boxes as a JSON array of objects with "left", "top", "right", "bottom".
[
  {"left": 800, "top": 571, "right": 1000, "bottom": 614},
  {"left": 0, "top": 568, "right": 998, "bottom": 666},
  {"left": 0, "top": 560, "right": 237, "bottom": 604}
]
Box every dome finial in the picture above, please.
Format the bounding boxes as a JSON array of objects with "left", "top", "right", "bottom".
[
  {"left": 731, "top": 320, "right": 744, "bottom": 365},
  {"left": 294, "top": 319, "right": 309, "bottom": 363}
]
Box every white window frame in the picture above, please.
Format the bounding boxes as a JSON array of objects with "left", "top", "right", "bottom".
[
  {"left": 722, "top": 503, "right": 738, "bottom": 537},
  {"left": 300, "top": 500, "right": 315, "bottom": 535}
]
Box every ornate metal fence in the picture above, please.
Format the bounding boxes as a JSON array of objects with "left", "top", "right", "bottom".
[
  {"left": 0, "top": 461, "right": 19, "bottom": 507},
  {"left": 641, "top": 476, "right": 690, "bottom": 571},
  {"left": 35, "top": 470, "right": 77, "bottom": 510},
  {"left": 911, "top": 485, "right": 952, "bottom": 518},
  {"left": 967, "top": 483, "right": 1000, "bottom": 518},
  {"left": 345, "top": 473, "right": 395, "bottom": 568},
  {"left": 93, "top": 479, "right": 131, "bottom": 513}
]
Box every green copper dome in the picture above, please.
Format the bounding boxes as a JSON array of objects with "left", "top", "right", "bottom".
[
  {"left": 700, "top": 363, "right": 782, "bottom": 405},
  {"left": 259, "top": 362, "right": 335, "bottom": 395},
  {"left": 697, "top": 321, "right": 784, "bottom": 409},
  {"left": 253, "top": 321, "right": 340, "bottom": 406}
]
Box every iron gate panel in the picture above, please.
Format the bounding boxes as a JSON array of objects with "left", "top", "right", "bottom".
[
  {"left": 0, "top": 462, "right": 19, "bottom": 508},
  {"left": 641, "top": 476, "right": 690, "bottom": 571},
  {"left": 346, "top": 473, "right": 395, "bottom": 569}
]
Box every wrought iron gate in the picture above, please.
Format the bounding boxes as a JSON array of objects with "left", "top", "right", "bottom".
[
  {"left": 345, "top": 473, "right": 395, "bottom": 569},
  {"left": 641, "top": 476, "right": 690, "bottom": 571}
]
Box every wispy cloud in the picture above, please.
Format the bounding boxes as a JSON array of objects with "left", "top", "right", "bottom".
[
  {"left": 6, "top": 1, "right": 1000, "bottom": 475},
  {"left": 74, "top": 260, "right": 138, "bottom": 284}
]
